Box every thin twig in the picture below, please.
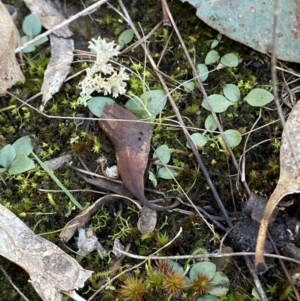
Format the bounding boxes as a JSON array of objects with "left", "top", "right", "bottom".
[
  {"left": 112, "top": 248, "right": 300, "bottom": 265},
  {"left": 244, "top": 256, "right": 268, "bottom": 301}
]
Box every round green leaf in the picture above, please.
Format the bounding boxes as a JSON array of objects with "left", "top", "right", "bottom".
[
  {"left": 205, "top": 114, "right": 218, "bottom": 131},
  {"left": 118, "top": 28, "right": 134, "bottom": 48},
  {"left": 168, "top": 260, "right": 184, "bottom": 275},
  {"left": 220, "top": 53, "right": 239, "bottom": 67},
  {"left": 223, "top": 84, "right": 240, "bottom": 102},
  {"left": 189, "top": 262, "right": 216, "bottom": 281},
  {"left": 126, "top": 96, "right": 155, "bottom": 121},
  {"left": 22, "top": 14, "right": 41, "bottom": 37},
  {"left": 183, "top": 81, "right": 195, "bottom": 93},
  {"left": 201, "top": 94, "right": 233, "bottom": 113},
  {"left": 197, "top": 64, "right": 209, "bottom": 82},
  {"left": 8, "top": 155, "right": 35, "bottom": 175},
  {"left": 205, "top": 50, "right": 220, "bottom": 65},
  {"left": 148, "top": 171, "right": 157, "bottom": 187},
  {"left": 208, "top": 271, "right": 230, "bottom": 297},
  {"left": 220, "top": 129, "right": 242, "bottom": 148},
  {"left": 21, "top": 35, "right": 36, "bottom": 53},
  {"left": 186, "top": 133, "right": 208, "bottom": 149},
  {"left": 34, "top": 36, "right": 48, "bottom": 46},
  {"left": 157, "top": 167, "right": 177, "bottom": 179},
  {"left": 0, "top": 145, "right": 16, "bottom": 169},
  {"left": 87, "top": 97, "right": 115, "bottom": 117},
  {"left": 244, "top": 88, "right": 274, "bottom": 107},
  {"left": 153, "top": 144, "right": 171, "bottom": 164},
  {"left": 144, "top": 90, "right": 167, "bottom": 116},
  {"left": 12, "top": 136, "right": 33, "bottom": 156}
]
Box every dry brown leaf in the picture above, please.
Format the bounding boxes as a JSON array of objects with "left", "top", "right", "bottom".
[
  {"left": 60, "top": 195, "right": 125, "bottom": 242},
  {"left": 99, "top": 103, "right": 179, "bottom": 211},
  {"left": 0, "top": 2, "right": 25, "bottom": 94},
  {"left": 0, "top": 204, "right": 92, "bottom": 301},
  {"left": 255, "top": 100, "right": 300, "bottom": 272},
  {"left": 40, "top": 36, "right": 74, "bottom": 111}
]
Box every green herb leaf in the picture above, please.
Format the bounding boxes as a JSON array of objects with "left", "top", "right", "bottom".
[
  {"left": 220, "top": 53, "right": 239, "bottom": 67},
  {"left": 118, "top": 28, "right": 134, "bottom": 48},
  {"left": 12, "top": 135, "right": 33, "bottom": 156},
  {"left": 87, "top": 97, "right": 115, "bottom": 117},
  {"left": 197, "top": 63, "right": 209, "bottom": 82},
  {"left": 205, "top": 114, "right": 218, "bottom": 131},
  {"left": 0, "top": 145, "right": 16, "bottom": 170},
  {"left": 244, "top": 88, "right": 274, "bottom": 107},
  {"left": 153, "top": 144, "right": 171, "bottom": 164},
  {"left": 148, "top": 171, "right": 157, "bottom": 187},
  {"left": 223, "top": 84, "right": 240, "bottom": 102},
  {"left": 186, "top": 133, "right": 208, "bottom": 149},
  {"left": 189, "top": 262, "right": 216, "bottom": 281},
  {"left": 219, "top": 129, "right": 242, "bottom": 148},
  {"left": 205, "top": 50, "right": 220, "bottom": 65},
  {"left": 8, "top": 155, "right": 35, "bottom": 175},
  {"left": 157, "top": 167, "right": 177, "bottom": 179},
  {"left": 22, "top": 14, "right": 42, "bottom": 37},
  {"left": 208, "top": 271, "right": 230, "bottom": 297},
  {"left": 202, "top": 94, "right": 233, "bottom": 113}
]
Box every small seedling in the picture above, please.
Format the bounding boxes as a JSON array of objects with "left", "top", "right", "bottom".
[
  {"left": 0, "top": 136, "right": 35, "bottom": 175},
  {"left": 118, "top": 28, "right": 134, "bottom": 49},
  {"left": 21, "top": 14, "right": 48, "bottom": 53},
  {"left": 149, "top": 144, "right": 177, "bottom": 187}
]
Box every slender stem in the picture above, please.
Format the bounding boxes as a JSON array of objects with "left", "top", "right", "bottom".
[{"left": 31, "top": 151, "right": 83, "bottom": 211}]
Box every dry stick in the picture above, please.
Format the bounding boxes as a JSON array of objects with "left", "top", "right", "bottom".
[
  {"left": 15, "top": 0, "right": 109, "bottom": 54},
  {"left": 161, "top": 0, "right": 250, "bottom": 197},
  {"left": 255, "top": 0, "right": 300, "bottom": 272},
  {"left": 243, "top": 257, "right": 268, "bottom": 301},
  {"left": 118, "top": 0, "right": 233, "bottom": 229},
  {"left": 112, "top": 247, "right": 300, "bottom": 265}
]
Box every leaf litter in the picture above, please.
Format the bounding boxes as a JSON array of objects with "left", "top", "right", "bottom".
[
  {"left": 98, "top": 102, "right": 180, "bottom": 212},
  {"left": 255, "top": 100, "right": 300, "bottom": 272}
]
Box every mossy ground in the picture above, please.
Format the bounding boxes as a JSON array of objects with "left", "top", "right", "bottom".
[{"left": 0, "top": 0, "right": 298, "bottom": 300}]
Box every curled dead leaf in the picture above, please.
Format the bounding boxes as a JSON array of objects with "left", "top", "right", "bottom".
[
  {"left": 98, "top": 103, "right": 180, "bottom": 211},
  {"left": 0, "top": 2, "right": 25, "bottom": 94},
  {"left": 255, "top": 100, "right": 300, "bottom": 272}
]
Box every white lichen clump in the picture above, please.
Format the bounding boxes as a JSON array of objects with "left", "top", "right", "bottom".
[{"left": 78, "top": 37, "right": 129, "bottom": 105}]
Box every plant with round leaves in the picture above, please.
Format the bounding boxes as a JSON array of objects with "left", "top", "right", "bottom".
[
  {"left": 189, "top": 262, "right": 230, "bottom": 299},
  {"left": 148, "top": 144, "right": 177, "bottom": 187},
  {"left": 197, "top": 35, "right": 239, "bottom": 83},
  {"left": 0, "top": 136, "right": 35, "bottom": 175},
  {"left": 21, "top": 14, "right": 48, "bottom": 53},
  {"left": 126, "top": 89, "right": 168, "bottom": 122}
]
